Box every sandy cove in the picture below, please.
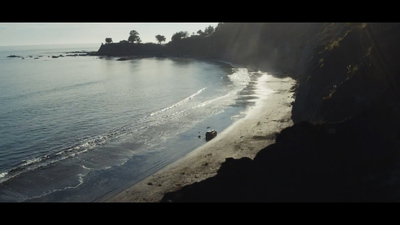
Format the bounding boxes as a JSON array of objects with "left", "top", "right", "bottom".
[{"left": 100, "top": 72, "right": 296, "bottom": 202}]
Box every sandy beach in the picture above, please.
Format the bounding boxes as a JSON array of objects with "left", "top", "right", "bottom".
[{"left": 100, "top": 72, "right": 296, "bottom": 202}]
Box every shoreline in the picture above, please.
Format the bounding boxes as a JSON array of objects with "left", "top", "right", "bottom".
[{"left": 99, "top": 71, "right": 296, "bottom": 202}]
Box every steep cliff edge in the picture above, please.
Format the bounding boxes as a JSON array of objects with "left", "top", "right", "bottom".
[
  {"left": 292, "top": 23, "right": 400, "bottom": 124},
  {"left": 159, "top": 23, "right": 400, "bottom": 202}
]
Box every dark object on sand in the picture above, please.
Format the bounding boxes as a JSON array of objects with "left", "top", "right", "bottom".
[{"left": 205, "top": 130, "right": 217, "bottom": 141}]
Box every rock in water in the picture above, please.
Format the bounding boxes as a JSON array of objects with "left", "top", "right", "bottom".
[{"left": 205, "top": 130, "right": 217, "bottom": 141}]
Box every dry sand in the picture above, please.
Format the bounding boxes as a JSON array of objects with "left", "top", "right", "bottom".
[{"left": 101, "top": 72, "right": 296, "bottom": 202}]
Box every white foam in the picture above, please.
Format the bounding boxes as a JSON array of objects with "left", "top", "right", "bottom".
[
  {"left": 228, "top": 68, "right": 251, "bottom": 88},
  {"left": 254, "top": 72, "right": 275, "bottom": 97},
  {"left": 81, "top": 165, "right": 90, "bottom": 170},
  {"left": 28, "top": 172, "right": 86, "bottom": 201},
  {"left": 21, "top": 157, "right": 42, "bottom": 167},
  {"left": 212, "top": 60, "right": 241, "bottom": 68},
  {"left": 242, "top": 72, "right": 276, "bottom": 120},
  {"left": 193, "top": 91, "right": 235, "bottom": 109},
  {"left": 149, "top": 87, "right": 206, "bottom": 117},
  {"left": 0, "top": 172, "right": 7, "bottom": 179}
]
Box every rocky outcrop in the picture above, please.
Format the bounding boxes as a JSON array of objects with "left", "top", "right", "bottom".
[
  {"left": 96, "top": 42, "right": 166, "bottom": 57},
  {"left": 205, "top": 130, "right": 217, "bottom": 141}
]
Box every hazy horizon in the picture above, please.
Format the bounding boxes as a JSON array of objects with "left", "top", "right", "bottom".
[{"left": 0, "top": 23, "right": 219, "bottom": 47}]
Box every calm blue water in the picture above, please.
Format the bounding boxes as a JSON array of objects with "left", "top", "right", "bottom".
[{"left": 0, "top": 44, "right": 258, "bottom": 202}]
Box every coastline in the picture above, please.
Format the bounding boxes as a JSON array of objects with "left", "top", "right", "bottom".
[{"left": 99, "top": 71, "right": 296, "bottom": 202}]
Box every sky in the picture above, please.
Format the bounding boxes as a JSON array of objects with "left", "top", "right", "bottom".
[{"left": 0, "top": 23, "right": 219, "bottom": 46}]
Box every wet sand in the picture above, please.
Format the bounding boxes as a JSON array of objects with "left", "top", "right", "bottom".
[{"left": 100, "top": 73, "right": 296, "bottom": 202}]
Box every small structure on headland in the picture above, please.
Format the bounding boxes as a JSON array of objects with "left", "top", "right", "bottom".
[{"left": 205, "top": 130, "right": 217, "bottom": 141}]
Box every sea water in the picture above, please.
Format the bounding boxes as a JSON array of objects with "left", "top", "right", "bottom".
[{"left": 0, "top": 44, "right": 262, "bottom": 202}]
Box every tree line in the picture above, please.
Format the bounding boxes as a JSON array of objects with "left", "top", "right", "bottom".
[
  {"left": 104, "top": 25, "right": 216, "bottom": 45},
  {"left": 100, "top": 23, "right": 326, "bottom": 74}
]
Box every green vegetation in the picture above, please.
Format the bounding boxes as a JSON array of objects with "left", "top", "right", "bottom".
[
  {"left": 128, "top": 30, "right": 141, "bottom": 43},
  {"left": 171, "top": 31, "right": 189, "bottom": 42},
  {"left": 105, "top": 38, "right": 113, "bottom": 44},
  {"left": 196, "top": 25, "right": 215, "bottom": 37},
  {"left": 322, "top": 87, "right": 337, "bottom": 100},
  {"left": 319, "top": 58, "right": 324, "bottom": 68},
  {"left": 155, "top": 35, "right": 166, "bottom": 44},
  {"left": 326, "top": 39, "right": 340, "bottom": 51}
]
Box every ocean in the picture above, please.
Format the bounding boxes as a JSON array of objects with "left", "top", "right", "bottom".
[{"left": 0, "top": 43, "right": 262, "bottom": 202}]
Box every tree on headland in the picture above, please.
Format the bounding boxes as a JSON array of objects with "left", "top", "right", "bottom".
[
  {"left": 197, "top": 25, "right": 215, "bottom": 37},
  {"left": 204, "top": 25, "right": 215, "bottom": 36},
  {"left": 128, "top": 30, "right": 141, "bottom": 43},
  {"left": 197, "top": 30, "right": 204, "bottom": 36},
  {"left": 171, "top": 31, "right": 189, "bottom": 42},
  {"left": 155, "top": 35, "right": 166, "bottom": 44},
  {"left": 105, "top": 38, "right": 113, "bottom": 44}
]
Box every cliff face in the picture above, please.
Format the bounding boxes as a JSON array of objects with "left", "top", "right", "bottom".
[
  {"left": 292, "top": 23, "right": 400, "bottom": 124},
  {"left": 158, "top": 23, "right": 400, "bottom": 202}
]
